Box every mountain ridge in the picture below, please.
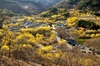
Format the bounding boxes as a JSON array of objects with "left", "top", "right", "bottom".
[{"left": 0, "top": 0, "right": 62, "bottom": 15}]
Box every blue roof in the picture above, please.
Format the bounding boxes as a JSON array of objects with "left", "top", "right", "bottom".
[{"left": 67, "top": 39, "right": 77, "bottom": 46}]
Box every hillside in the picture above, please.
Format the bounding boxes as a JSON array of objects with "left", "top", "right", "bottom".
[
  {"left": 38, "top": 0, "right": 61, "bottom": 7},
  {"left": 54, "top": 0, "right": 80, "bottom": 9},
  {"left": 0, "top": 0, "right": 62, "bottom": 15},
  {"left": 54, "top": 0, "right": 100, "bottom": 13},
  {"left": 40, "top": 8, "right": 69, "bottom": 19},
  {"left": 0, "top": 0, "right": 29, "bottom": 14},
  {"left": 0, "top": 0, "right": 100, "bottom": 15},
  {"left": 77, "top": 0, "right": 100, "bottom": 10},
  {"left": 0, "top": 0, "right": 100, "bottom": 66}
]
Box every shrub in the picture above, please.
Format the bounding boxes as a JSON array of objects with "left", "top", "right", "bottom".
[
  {"left": 49, "top": 8, "right": 58, "bottom": 13},
  {"left": 12, "top": 44, "right": 33, "bottom": 61},
  {"left": 0, "top": 45, "right": 9, "bottom": 56},
  {"left": 77, "top": 20, "right": 100, "bottom": 30}
]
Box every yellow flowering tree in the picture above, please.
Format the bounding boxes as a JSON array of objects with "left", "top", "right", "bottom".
[
  {"left": 36, "top": 34, "right": 44, "bottom": 41},
  {"left": 67, "top": 17, "right": 79, "bottom": 27},
  {"left": 0, "top": 45, "right": 9, "bottom": 56},
  {"left": 14, "top": 32, "right": 38, "bottom": 46}
]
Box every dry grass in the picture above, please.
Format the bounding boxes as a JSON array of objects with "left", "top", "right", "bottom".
[{"left": 84, "top": 38, "right": 100, "bottom": 50}]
